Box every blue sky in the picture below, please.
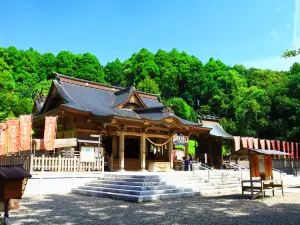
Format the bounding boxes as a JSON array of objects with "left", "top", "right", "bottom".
[{"left": 0, "top": 0, "right": 299, "bottom": 70}]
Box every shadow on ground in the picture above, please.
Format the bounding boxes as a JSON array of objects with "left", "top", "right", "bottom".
[{"left": 9, "top": 192, "right": 300, "bottom": 225}]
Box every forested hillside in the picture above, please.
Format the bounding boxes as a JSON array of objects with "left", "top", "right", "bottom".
[{"left": 0, "top": 46, "right": 300, "bottom": 140}]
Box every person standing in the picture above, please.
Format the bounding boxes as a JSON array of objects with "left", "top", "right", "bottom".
[{"left": 183, "top": 157, "right": 189, "bottom": 171}]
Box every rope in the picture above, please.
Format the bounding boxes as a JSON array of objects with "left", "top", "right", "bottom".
[{"left": 145, "top": 136, "right": 173, "bottom": 147}]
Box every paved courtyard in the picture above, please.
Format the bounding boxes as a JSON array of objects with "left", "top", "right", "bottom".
[{"left": 9, "top": 189, "right": 300, "bottom": 225}]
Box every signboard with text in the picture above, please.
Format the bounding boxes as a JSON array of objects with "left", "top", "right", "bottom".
[{"left": 80, "top": 147, "right": 95, "bottom": 163}]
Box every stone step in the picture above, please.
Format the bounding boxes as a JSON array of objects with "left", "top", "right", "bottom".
[
  {"left": 72, "top": 188, "right": 199, "bottom": 202},
  {"left": 104, "top": 174, "right": 160, "bottom": 179},
  {"left": 78, "top": 185, "right": 193, "bottom": 195},
  {"left": 100, "top": 177, "right": 162, "bottom": 182},
  {"left": 91, "top": 180, "right": 166, "bottom": 186},
  {"left": 86, "top": 182, "right": 178, "bottom": 191}
]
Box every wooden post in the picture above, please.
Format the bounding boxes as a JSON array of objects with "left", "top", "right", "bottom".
[
  {"left": 58, "top": 155, "right": 61, "bottom": 172},
  {"left": 249, "top": 153, "right": 254, "bottom": 199},
  {"left": 119, "top": 132, "right": 125, "bottom": 171},
  {"left": 29, "top": 154, "right": 34, "bottom": 173},
  {"left": 140, "top": 133, "right": 146, "bottom": 171},
  {"left": 185, "top": 144, "right": 189, "bottom": 158},
  {"left": 102, "top": 156, "right": 105, "bottom": 173},
  {"left": 112, "top": 136, "right": 118, "bottom": 170},
  {"left": 4, "top": 199, "right": 9, "bottom": 218},
  {"left": 168, "top": 137, "right": 174, "bottom": 170},
  {"left": 73, "top": 156, "right": 76, "bottom": 172},
  {"left": 41, "top": 154, "right": 45, "bottom": 173}
]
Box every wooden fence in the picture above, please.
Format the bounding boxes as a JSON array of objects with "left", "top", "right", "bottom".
[
  {"left": 0, "top": 156, "right": 31, "bottom": 171},
  {"left": 273, "top": 159, "right": 300, "bottom": 171},
  {"left": 0, "top": 155, "right": 104, "bottom": 173}
]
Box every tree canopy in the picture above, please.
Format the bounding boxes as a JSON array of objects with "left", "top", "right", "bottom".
[{"left": 0, "top": 46, "right": 299, "bottom": 141}]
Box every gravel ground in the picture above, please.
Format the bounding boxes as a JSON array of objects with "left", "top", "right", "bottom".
[{"left": 8, "top": 191, "right": 300, "bottom": 225}]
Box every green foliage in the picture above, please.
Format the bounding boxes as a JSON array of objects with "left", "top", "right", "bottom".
[
  {"left": 136, "top": 76, "right": 160, "bottom": 94},
  {"left": 104, "top": 58, "right": 126, "bottom": 86},
  {"left": 282, "top": 48, "right": 300, "bottom": 58},
  {"left": 166, "top": 98, "right": 192, "bottom": 120},
  {"left": 0, "top": 46, "right": 300, "bottom": 141}
]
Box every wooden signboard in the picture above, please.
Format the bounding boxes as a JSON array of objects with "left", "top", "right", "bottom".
[
  {"left": 80, "top": 147, "right": 95, "bottom": 163},
  {"left": 250, "top": 155, "right": 272, "bottom": 180}
]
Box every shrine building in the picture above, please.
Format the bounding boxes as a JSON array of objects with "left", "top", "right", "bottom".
[{"left": 32, "top": 74, "right": 212, "bottom": 171}]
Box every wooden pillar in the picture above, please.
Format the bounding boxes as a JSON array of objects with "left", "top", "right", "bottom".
[
  {"left": 119, "top": 132, "right": 125, "bottom": 171},
  {"left": 112, "top": 136, "right": 118, "bottom": 170},
  {"left": 168, "top": 137, "right": 174, "bottom": 170},
  {"left": 185, "top": 144, "right": 189, "bottom": 158},
  {"left": 140, "top": 133, "right": 146, "bottom": 171}
]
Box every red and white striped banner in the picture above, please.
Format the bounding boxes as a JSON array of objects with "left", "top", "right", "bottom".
[
  {"left": 276, "top": 140, "right": 281, "bottom": 158},
  {"left": 271, "top": 140, "right": 276, "bottom": 159},
  {"left": 296, "top": 143, "right": 299, "bottom": 159},
  {"left": 253, "top": 138, "right": 259, "bottom": 149},
  {"left": 7, "top": 119, "right": 21, "bottom": 154},
  {"left": 260, "top": 139, "right": 265, "bottom": 149},
  {"left": 0, "top": 123, "right": 8, "bottom": 155},
  {"left": 233, "top": 136, "right": 241, "bottom": 151},
  {"left": 20, "top": 115, "right": 32, "bottom": 151},
  {"left": 241, "top": 137, "right": 248, "bottom": 148},
  {"left": 266, "top": 140, "right": 271, "bottom": 150},
  {"left": 287, "top": 142, "right": 290, "bottom": 159},
  {"left": 291, "top": 142, "right": 294, "bottom": 159},
  {"left": 247, "top": 137, "right": 253, "bottom": 148},
  {"left": 44, "top": 116, "right": 57, "bottom": 151},
  {"left": 282, "top": 141, "right": 286, "bottom": 159}
]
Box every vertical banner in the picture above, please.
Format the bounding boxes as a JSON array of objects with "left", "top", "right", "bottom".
[
  {"left": 20, "top": 115, "right": 32, "bottom": 151},
  {"left": 264, "top": 156, "right": 273, "bottom": 180},
  {"left": 276, "top": 140, "right": 281, "bottom": 159},
  {"left": 282, "top": 141, "right": 286, "bottom": 159},
  {"left": 296, "top": 143, "right": 299, "bottom": 160},
  {"left": 286, "top": 142, "right": 290, "bottom": 159},
  {"left": 7, "top": 119, "right": 21, "bottom": 154},
  {"left": 253, "top": 138, "right": 259, "bottom": 149},
  {"left": 233, "top": 136, "right": 241, "bottom": 151},
  {"left": 291, "top": 142, "right": 294, "bottom": 159},
  {"left": 250, "top": 155, "right": 260, "bottom": 177},
  {"left": 259, "top": 139, "right": 265, "bottom": 150},
  {"left": 0, "top": 123, "right": 8, "bottom": 155},
  {"left": 44, "top": 116, "right": 57, "bottom": 151},
  {"left": 241, "top": 137, "right": 248, "bottom": 148},
  {"left": 266, "top": 140, "right": 271, "bottom": 150},
  {"left": 271, "top": 140, "right": 276, "bottom": 159},
  {"left": 247, "top": 137, "right": 253, "bottom": 148}
]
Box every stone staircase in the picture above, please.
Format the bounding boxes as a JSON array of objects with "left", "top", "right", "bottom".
[{"left": 72, "top": 172, "right": 242, "bottom": 202}]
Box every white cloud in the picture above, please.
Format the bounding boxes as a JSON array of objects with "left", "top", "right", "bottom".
[{"left": 241, "top": 55, "right": 300, "bottom": 71}]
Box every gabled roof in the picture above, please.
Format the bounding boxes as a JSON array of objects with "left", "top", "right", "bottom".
[
  {"left": 0, "top": 165, "right": 32, "bottom": 180},
  {"left": 112, "top": 86, "right": 147, "bottom": 108},
  {"left": 36, "top": 74, "right": 203, "bottom": 128}
]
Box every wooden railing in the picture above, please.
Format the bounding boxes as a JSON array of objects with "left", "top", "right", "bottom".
[{"left": 0, "top": 155, "right": 104, "bottom": 173}]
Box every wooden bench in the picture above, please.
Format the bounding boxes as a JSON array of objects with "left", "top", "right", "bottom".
[{"left": 242, "top": 179, "right": 284, "bottom": 201}]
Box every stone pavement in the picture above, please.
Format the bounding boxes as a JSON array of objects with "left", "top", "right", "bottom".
[{"left": 9, "top": 187, "right": 300, "bottom": 225}]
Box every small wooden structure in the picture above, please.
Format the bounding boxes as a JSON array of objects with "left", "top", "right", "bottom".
[
  {"left": 0, "top": 165, "right": 31, "bottom": 220},
  {"left": 230, "top": 148, "right": 289, "bottom": 200}
]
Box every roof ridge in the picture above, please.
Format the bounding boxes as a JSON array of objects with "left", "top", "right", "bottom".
[{"left": 56, "top": 73, "right": 159, "bottom": 97}]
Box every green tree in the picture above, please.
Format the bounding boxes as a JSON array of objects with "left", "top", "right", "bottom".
[
  {"left": 166, "top": 98, "right": 192, "bottom": 120},
  {"left": 136, "top": 76, "right": 160, "bottom": 94},
  {"left": 104, "top": 58, "right": 125, "bottom": 86}
]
